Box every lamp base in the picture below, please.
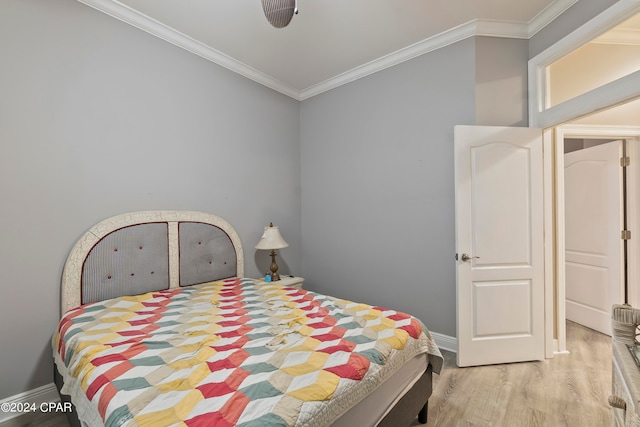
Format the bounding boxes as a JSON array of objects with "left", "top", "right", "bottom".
[{"left": 269, "top": 250, "right": 281, "bottom": 281}]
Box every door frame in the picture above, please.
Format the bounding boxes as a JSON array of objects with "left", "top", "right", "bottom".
[
  {"left": 530, "top": 0, "right": 640, "bottom": 357},
  {"left": 551, "top": 125, "right": 640, "bottom": 353}
]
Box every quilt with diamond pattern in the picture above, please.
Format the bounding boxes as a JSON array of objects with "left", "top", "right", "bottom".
[{"left": 53, "top": 278, "right": 442, "bottom": 427}]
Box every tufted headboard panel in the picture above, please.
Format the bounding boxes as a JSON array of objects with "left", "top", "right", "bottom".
[
  {"left": 179, "top": 222, "right": 237, "bottom": 287},
  {"left": 61, "top": 211, "right": 244, "bottom": 315},
  {"left": 82, "top": 223, "right": 170, "bottom": 305}
]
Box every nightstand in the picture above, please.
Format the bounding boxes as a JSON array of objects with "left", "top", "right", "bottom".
[{"left": 258, "top": 276, "right": 304, "bottom": 290}]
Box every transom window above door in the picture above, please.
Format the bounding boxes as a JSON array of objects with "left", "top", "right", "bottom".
[{"left": 528, "top": 2, "right": 640, "bottom": 129}]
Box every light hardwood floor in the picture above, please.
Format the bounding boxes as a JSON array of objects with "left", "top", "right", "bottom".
[
  {"left": 421, "top": 321, "right": 612, "bottom": 427},
  {"left": 0, "top": 408, "right": 68, "bottom": 427},
  {"left": 2, "top": 321, "right": 611, "bottom": 427}
]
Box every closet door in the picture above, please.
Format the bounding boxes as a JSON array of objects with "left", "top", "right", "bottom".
[{"left": 564, "top": 140, "right": 624, "bottom": 336}]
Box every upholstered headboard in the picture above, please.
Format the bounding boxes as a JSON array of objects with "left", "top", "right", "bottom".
[{"left": 61, "top": 211, "right": 244, "bottom": 315}]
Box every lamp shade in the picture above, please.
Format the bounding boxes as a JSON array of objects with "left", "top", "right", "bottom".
[{"left": 255, "top": 224, "right": 289, "bottom": 250}]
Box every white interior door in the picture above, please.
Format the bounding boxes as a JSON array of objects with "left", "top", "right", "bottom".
[
  {"left": 455, "top": 125, "right": 545, "bottom": 367},
  {"left": 564, "top": 140, "right": 624, "bottom": 336}
]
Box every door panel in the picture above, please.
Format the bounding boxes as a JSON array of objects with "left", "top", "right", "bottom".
[
  {"left": 455, "top": 125, "right": 544, "bottom": 367},
  {"left": 472, "top": 143, "right": 532, "bottom": 266},
  {"left": 474, "top": 280, "right": 532, "bottom": 337},
  {"left": 564, "top": 140, "right": 624, "bottom": 336}
]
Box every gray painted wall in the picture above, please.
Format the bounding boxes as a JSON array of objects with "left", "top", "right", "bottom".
[
  {"left": 299, "top": 39, "right": 477, "bottom": 337},
  {"left": 475, "top": 37, "right": 529, "bottom": 127},
  {"left": 298, "top": 36, "right": 529, "bottom": 339},
  {"left": 0, "top": 0, "right": 621, "bottom": 403},
  {"left": 0, "top": 0, "right": 300, "bottom": 400}
]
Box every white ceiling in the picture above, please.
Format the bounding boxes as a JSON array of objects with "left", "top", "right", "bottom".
[{"left": 79, "top": 0, "right": 579, "bottom": 99}]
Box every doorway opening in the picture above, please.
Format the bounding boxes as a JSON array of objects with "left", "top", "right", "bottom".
[
  {"left": 562, "top": 136, "right": 627, "bottom": 336},
  {"left": 552, "top": 120, "right": 640, "bottom": 352}
]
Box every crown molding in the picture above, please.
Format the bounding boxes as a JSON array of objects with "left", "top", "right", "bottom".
[
  {"left": 527, "top": 0, "right": 580, "bottom": 37},
  {"left": 475, "top": 19, "right": 530, "bottom": 38},
  {"left": 301, "top": 20, "right": 479, "bottom": 100},
  {"left": 77, "top": 0, "right": 582, "bottom": 101},
  {"left": 300, "top": 19, "right": 532, "bottom": 100},
  {"left": 76, "top": 0, "right": 299, "bottom": 100}
]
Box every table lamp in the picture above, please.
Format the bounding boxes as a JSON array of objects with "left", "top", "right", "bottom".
[{"left": 255, "top": 223, "right": 289, "bottom": 281}]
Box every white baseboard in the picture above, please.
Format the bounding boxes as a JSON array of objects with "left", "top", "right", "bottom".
[
  {"left": 0, "top": 383, "right": 59, "bottom": 423},
  {"left": 431, "top": 331, "right": 457, "bottom": 353}
]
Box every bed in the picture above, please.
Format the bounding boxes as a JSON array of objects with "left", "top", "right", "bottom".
[{"left": 53, "top": 210, "right": 443, "bottom": 427}]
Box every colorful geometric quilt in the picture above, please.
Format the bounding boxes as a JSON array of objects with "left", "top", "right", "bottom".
[{"left": 53, "top": 278, "right": 442, "bottom": 427}]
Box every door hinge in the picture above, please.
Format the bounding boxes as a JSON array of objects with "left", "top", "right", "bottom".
[
  {"left": 622, "top": 230, "right": 631, "bottom": 240},
  {"left": 621, "top": 157, "right": 630, "bottom": 167}
]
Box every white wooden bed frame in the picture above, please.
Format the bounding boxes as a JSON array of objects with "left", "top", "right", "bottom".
[
  {"left": 55, "top": 210, "right": 434, "bottom": 427},
  {"left": 60, "top": 210, "right": 244, "bottom": 315}
]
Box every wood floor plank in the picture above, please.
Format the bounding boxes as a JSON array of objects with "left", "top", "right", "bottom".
[
  {"left": 420, "top": 321, "right": 612, "bottom": 427},
  {"left": 0, "top": 410, "right": 68, "bottom": 427}
]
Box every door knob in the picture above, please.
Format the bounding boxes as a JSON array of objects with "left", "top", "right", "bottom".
[{"left": 461, "top": 253, "right": 479, "bottom": 262}]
